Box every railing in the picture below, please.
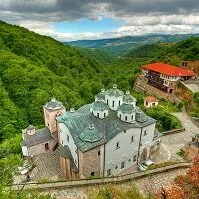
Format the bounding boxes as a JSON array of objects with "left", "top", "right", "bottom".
[{"left": 8, "top": 162, "right": 190, "bottom": 191}]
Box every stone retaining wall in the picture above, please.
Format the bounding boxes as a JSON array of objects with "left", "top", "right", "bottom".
[
  {"left": 9, "top": 162, "right": 190, "bottom": 191},
  {"left": 162, "top": 128, "right": 185, "bottom": 136}
]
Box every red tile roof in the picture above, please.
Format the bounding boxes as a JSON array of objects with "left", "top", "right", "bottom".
[
  {"left": 144, "top": 96, "right": 159, "bottom": 103},
  {"left": 142, "top": 63, "right": 196, "bottom": 77}
]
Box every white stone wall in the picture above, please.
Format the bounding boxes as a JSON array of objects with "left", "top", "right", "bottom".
[
  {"left": 105, "top": 95, "right": 123, "bottom": 111},
  {"left": 59, "top": 123, "right": 78, "bottom": 168},
  {"left": 104, "top": 123, "right": 155, "bottom": 176},
  {"left": 90, "top": 108, "right": 108, "bottom": 119},
  {"left": 25, "top": 139, "right": 56, "bottom": 157},
  {"left": 117, "top": 111, "right": 136, "bottom": 123}
]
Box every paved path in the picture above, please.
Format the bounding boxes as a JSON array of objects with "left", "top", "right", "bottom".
[
  {"left": 39, "top": 167, "right": 188, "bottom": 199},
  {"left": 151, "top": 111, "right": 199, "bottom": 163},
  {"left": 134, "top": 168, "right": 188, "bottom": 196}
]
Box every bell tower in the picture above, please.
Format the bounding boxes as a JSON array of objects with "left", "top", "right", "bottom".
[{"left": 43, "top": 98, "right": 65, "bottom": 134}]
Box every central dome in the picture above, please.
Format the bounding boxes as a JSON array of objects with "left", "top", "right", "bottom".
[{"left": 107, "top": 84, "right": 124, "bottom": 97}]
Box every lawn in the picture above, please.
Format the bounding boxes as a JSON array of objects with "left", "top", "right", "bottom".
[{"left": 158, "top": 100, "right": 179, "bottom": 112}]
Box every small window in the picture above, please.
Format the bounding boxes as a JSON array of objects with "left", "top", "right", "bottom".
[
  {"left": 116, "top": 142, "right": 120, "bottom": 149},
  {"left": 107, "top": 99, "right": 108, "bottom": 104},
  {"left": 115, "top": 166, "right": 118, "bottom": 169},
  {"left": 128, "top": 159, "right": 131, "bottom": 162},
  {"left": 119, "top": 100, "right": 121, "bottom": 106},
  {"left": 67, "top": 135, "right": 69, "bottom": 142},
  {"left": 98, "top": 150, "right": 100, "bottom": 156},
  {"left": 107, "top": 169, "right": 111, "bottom": 176},
  {"left": 97, "top": 113, "right": 99, "bottom": 117},
  {"left": 133, "top": 155, "right": 137, "bottom": 162},
  {"left": 131, "top": 115, "right": 134, "bottom": 120},
  {"left": 120, "top": 114, "right": 121, "bottom": 119},
  {"left": 144, "top": 130, "right": 147, "bottom": 136},
  {"left": 124, "top": 130, "right": 126, "bottom": 133},
  {"left": 62, "top": 140, "right": 63, "bottom": 144},
  {"left": 125, "top": 116, "right": 127, "bottom": 121},
  {"left": 104, "top": 113, "right": 106, "bottom": 117},
  {"left": 131, "top": 136, "right": 134, "bottom": 142},
  {"left": 112, "top": 101, "right": 114, "bottom": 107},
  {"left": 121, "top": 162, "right": 125, "bottom": 169}
]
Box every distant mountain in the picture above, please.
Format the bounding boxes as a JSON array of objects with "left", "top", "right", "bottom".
[
  {"left": 66, "top": 34, "right": 199, "bottom": 56},
  {"left": 125, "top": 37, "right": 199, "bottom": 66}
]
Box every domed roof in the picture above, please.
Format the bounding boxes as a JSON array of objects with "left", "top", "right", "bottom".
[
  {"left": 92, "top": 100, "right": 109, "bottom": 111},
  {"left": 107, "top": 84, "right": 124, "bottom": 97},
  {"left": 44, "top": 98, "right": 63, "bottom": 110},
  {"left": 117, "top": 103, "right": 135, "bottom": 114},
  {"left": 136, "top": 111, "right": 148, "bottom": 123},
  {"left": 79, "top": 125, "right": 103, "bottom": 143},
  {"left": 95, "top": 89, "right": 107, "bottom": 101},
  {"left": 123, "top": 91, "right": 137, "bottom": 104},
  {"left": 27, "top": 125, "right": 35, "bottom": 131}
]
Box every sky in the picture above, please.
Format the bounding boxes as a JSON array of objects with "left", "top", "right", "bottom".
[{"left": 0, "top": 0, "right": 199, "bottom": 41}]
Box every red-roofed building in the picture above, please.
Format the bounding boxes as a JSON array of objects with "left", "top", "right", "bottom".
[
  {"left": 142, "top": 63, "right": 196, "bottom": 94},
  {"left": 144, "top": 96, "right": 159, "bottom": 108}
]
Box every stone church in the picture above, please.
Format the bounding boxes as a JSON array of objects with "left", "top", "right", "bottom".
[{"left": 21, "top": 85, "right": 161, "bottom": 179}]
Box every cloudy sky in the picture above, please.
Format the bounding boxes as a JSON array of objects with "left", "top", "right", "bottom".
[{"left": 0, "top": 0, "right": 199, "bottom": 41}]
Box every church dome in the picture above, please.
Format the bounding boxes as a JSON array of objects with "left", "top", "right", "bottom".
[
  {"left": 123, "top": 91, "right": 137, "bottom": 104},
  {"left": 95, "top": 89, "right": 107, "bottom": 101},
  {"left": 107, "top": 84, "right": 124, "bottom": 97},
  {"left": 117, "top": 103, "right": 135, "bottom": 114},
  {"left": 79, "top": 124, "right": 103, "bottom": 143},
  {"left": 92, "top": 101, "right": 109, "bottom": 111},
  {"left": 44, "top": 98, "right": 63, "bottom": 110}
]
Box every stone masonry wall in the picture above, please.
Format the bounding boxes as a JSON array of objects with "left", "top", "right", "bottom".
[{"left": 82, "top": 146, "right": 101, "bottom": 177}]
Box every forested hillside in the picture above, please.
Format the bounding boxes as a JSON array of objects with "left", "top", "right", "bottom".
[
  {"left": 0, "top": 20, "right": 141, "bottom": 138},
  {"left": 125, "top": 37, "right": 199, "bottom": 66},
  {"left": 67, "top": 34, "right": 199, "bottom": 56}
]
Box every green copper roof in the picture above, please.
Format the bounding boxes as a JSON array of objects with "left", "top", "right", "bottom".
[
  {"left": 95, "top": 89, "right": 107, "bottom": 100},
  {"left": 56, "top": 104, "right": 156, "bottom": 152},
  {"left": 44, "top": 98, "right": 63, "bottom": 110},
  {"left": 136, "top": 111, "right": 149, "bottom": 123},
  {"left": 107, "top": 84, "right": 124, "bottom": 97},
  {"left": 123, "top": 91, "right": 137, "bottom": 104},
  {"left": 79, "top": 125, "right": 103, "bottom": 142},
  {"left": 91, "top": 101, "right": 109, "bottom": 111},
  {"left": 117, "top": 103, "right": 135, "bottom": 114}
]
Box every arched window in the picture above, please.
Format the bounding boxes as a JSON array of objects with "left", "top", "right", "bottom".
[
  {"left": 104, "top": 113, "right": 106, "bottom": 117},
  {"left": 112, "top": 101, "right": 114, "bottom": 107},
  {"left": 131, "top": 115, "right": 134, "bottom": 120},
  {"left": 125, "top": 116, "right": 127, "bottom": 121}
]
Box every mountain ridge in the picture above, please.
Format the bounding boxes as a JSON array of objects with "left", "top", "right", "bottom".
[{"left": 66, "top": 33, "right": 199, "bottom": 56}]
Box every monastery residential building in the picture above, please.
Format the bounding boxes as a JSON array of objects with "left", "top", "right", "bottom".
[
  {"left": 21, "top": 85, "right": 161, "bottom": 179},
  {"left": 142, "top": 63, "right": 196, "bottom": 94}
]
